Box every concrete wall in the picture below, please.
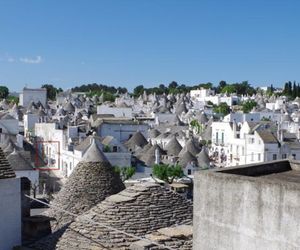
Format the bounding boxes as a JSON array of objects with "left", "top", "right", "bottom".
[
  {"left": 0, "top": 178, "right": 21, "bottom": 250},
  {"left": 194, "top": 163, "right": 300, "bottom": 250}
]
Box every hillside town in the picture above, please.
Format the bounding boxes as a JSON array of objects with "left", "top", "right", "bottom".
[{"left": 1, "top": 81, "right": 300, "bottom": 249}]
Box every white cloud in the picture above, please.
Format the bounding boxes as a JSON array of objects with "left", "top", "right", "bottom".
[
  {"left": 19, "top": 55, "right": 43, "bottom": 64},
  {"left": 7, "top": 57, "right": 15, "bottom": 63},
  {"left": 0, "top": 55, "right": 15, "bottom": 63}
]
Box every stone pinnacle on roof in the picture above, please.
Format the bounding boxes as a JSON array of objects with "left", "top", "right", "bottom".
[
  {"left": 82, "top": 133, "right": 109, "bottom": 163},
  {"left": 197, "top": 147, "right": 210, "bottom": 169},
  {"left": 45, "top": 133, "right": 125, "bottom": 229}
]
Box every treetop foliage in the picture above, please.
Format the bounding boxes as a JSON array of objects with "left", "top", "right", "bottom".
[{"left": 152, "top": 164, "right": 184, "bottom": 184}]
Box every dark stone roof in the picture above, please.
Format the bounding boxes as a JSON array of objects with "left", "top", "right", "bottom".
[
  {"left": 165, "top": 136, "right": 183, "bottom": 156},
  {"left": 45, "top": 138, "right": 125, "bottom": 229},
  {"left": 32, "top": 183, "right": 192, "bottom": 249},
  {"left": 0, "top": 146, "right": 16, "bottom": 179},
  {"left": 125, "top": 131, "right": 148, "bottom": 150},
  {"left": 178, "top": 150, "right": 197, "bottom": 168},
  {"left": 7, "top": 150, "right": 34, "bottom": 171},
  {"left": 257, "top": 131, "right": 279, "bottom": 144},
  {"left": 148, "top": 129, "right": 161, "bottom": 138},
  {"left": 179, "top": 139, "right": 201, "bottom": 157}
]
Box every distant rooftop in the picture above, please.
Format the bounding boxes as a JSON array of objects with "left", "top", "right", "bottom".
[{"left": 23, "top": 87, "right": 46, "bottom": 91}]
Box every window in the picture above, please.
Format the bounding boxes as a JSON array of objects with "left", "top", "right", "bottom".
[
  {"left": 273, "top": 154, "right": 277, "bottom": 160},
  {"left": 188, "top": 169, "right": 192, "bottom": 175},
  {"left": 242, "top": 147, "right": 244, "bottom": 156},
  {"left": 216, "top": 132, "right": 219, "bottom": 143},
  {"left": 292, "top": 154, "right": 296, "bottom": 160},
  {"left": 113, "top": 146, "right": 118, "bottom": 152},
  {"left": 282, "top": 154, "right": 287, "bottom": 159},
  {"left": 0, "top": 128, "right": 2, "bottom": 133},
  {"left": 221, "top": 133, "right": 224, "bottom": 144},
  {"left": 251, "top": 152, "right": 254, "bottom": 161},
  {"left": 258, "top": 154, "right": 261, "bottom": 161}
]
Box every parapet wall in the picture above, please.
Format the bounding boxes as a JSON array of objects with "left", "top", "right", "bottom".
[{"left": 193, "top": 161, "right": 300, "bottom": 250}]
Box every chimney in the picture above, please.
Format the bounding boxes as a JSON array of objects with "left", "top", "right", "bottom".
[
  {"left": 155, "top": 148, "right": 160, "bottom": 164},
  {"left": 233, "top": 120, "right": 237, "bottom": 138}
]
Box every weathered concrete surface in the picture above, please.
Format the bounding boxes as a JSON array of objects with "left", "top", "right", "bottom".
[{"left": 193, "top": 161, "right": 300, "bottom": 250}]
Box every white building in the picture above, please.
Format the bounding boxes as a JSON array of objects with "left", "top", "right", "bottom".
[
  {"left": 0, "top": 152, "right": 22, "bottom": 250},
  {"left": 35, "top": 122, "right": 132, "bottom": 178},
  {"left": 97, "top": 104, "right": 133, "bottom": 118},
  {"left": 190, "top": 88, "right": 239, "bottom": 107},
  {"left": 19, "top": 87, "right": 47, "bottom": 108},
  {"left": 211, "top": 120, "right": 300, "bottom": 167}
]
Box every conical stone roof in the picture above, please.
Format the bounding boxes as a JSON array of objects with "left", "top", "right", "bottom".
[
  {"left": 179, "top": 138, "right": 201, "bottom": 157},
  {"left": 33, "top": 183, "right": 192, "bottom": 250},
  {"left": 165, "top": 136, "right": 182, "bottom": 156},
  {"left": 148, "top": 128, "right": 161, "bottom": 138},
  {"left": 141, "top": 144, "right": 166, "bottom": 166},
  {"left": 46, "top": 136, "right": 125, "bottom": 229},
  {"left": 63, "top": 101, "right": 75, "bottom": 113},
  {"left": 125, "top": 131, "right": 148, "bottom": 150},
  {"left": 176, "top": 102, "right": 188, "bottom": 115},
  {"left": 178, "top": 150, "right": 197, "bottom": 168}
]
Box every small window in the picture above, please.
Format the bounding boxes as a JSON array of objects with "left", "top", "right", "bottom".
[
  {"left": 273, "top": 154, "right": 277, "bottom": 160},
  {"left": 113, "top": 146, "right": 118, "bottom": 152},
  {"left": 0, "top": 128, "right": 2, "bottom": 133},
  {"left": 258, "top": 153, "right": 261, "bottom": 161},
  {"left": 292, "top": 154, "right": 296, "bottom": 160},
  {"left": 282, "top": 154, "right": 287, "bottom": 159},
  {"left": 188, "top": 169, "right": 192, "bottom": 175}
]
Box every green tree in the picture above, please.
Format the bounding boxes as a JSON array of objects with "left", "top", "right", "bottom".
[
  {"left": 293, "top": 81, "right": 297, "bottom": 98},
  {"left": 190, "top": 119, "right": 203, "bottom": 134},
  {"left": 0, "top": 86, "right": 9, "bottom": 99},
  {"left": 103, "top": 145, "right": 111, "bottom": 152},
  {"left": 242, "top": 100, "right": 257, "bottom": 113},
  {"left": 7, "top": 95, "right": 19, "bottom": 104},
  {"left": 133, "top": 85, "right": 145, "bottom": 97},
  {"left": 152, "top": 164, "right": 184, "bottom": 184},
  {"left": 114, "top": 166, "right": 136, "bottom": 182},
  {"left": 217, "top": 80, "right": 227, "bottom": 93},
  {"left": 213, "top": 102, "right": 230, "bottom": 116},
  {"left": 288, "top": 81, "right": 292, "bottom": 96},
  {"left": 42, "top": 84, "right": 62, "bottom": 100},
  {"left": 221, "top": 85, "right": 236, "bottom": 94},
  {"left": 168, "top": 81, "right": 178, "bottom": 89}
]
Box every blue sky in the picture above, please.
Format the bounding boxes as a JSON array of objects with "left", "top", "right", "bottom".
[{"left": 1, "top": 0, "right": 300, "bottom": 92}]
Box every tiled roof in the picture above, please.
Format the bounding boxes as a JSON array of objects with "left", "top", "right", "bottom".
[
  {"left": 257, "top": 131, "right": 278, "bottom": 143},
  {"left": 0, "top": 146, "right": 16, "bottom": 179}
]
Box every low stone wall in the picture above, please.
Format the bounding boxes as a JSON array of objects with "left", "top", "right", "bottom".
[{"left": 193, "top": 164, "right": 300, "bottom": 250}]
